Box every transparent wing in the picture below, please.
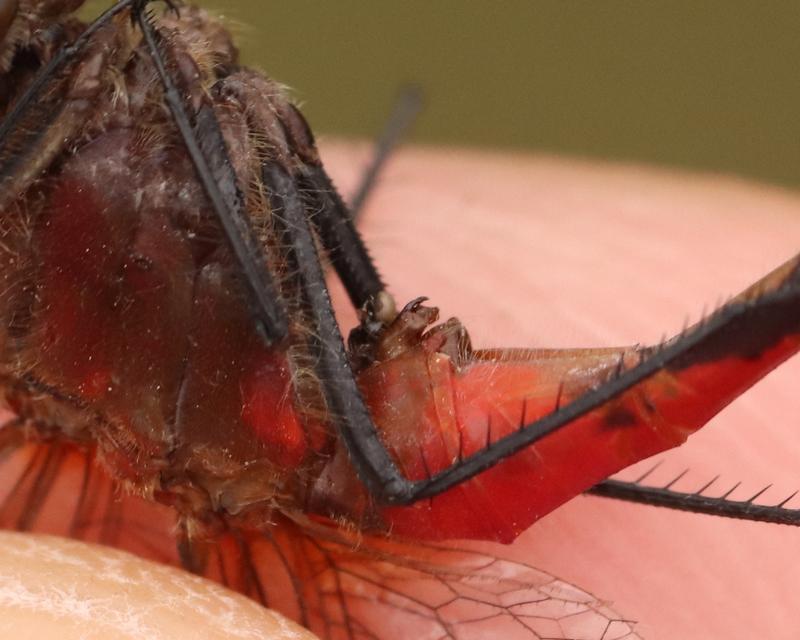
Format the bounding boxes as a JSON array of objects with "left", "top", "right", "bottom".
[{"left": 0, "top": 430, "right": 641, "bottom": 640}]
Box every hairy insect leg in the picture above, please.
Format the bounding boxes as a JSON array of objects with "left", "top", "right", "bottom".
[
  {"left": 134, "top": 7, "right": 399, "bottom": 339},
  {"left": 300, "top": 249, "right": 800, "bottom": 534},
  {"left": 253, "top": 91, "right": 395, "bottom": 322},
  {"left": 134, "top": 6, "right": 288, "bottom": 343},
  {"left": 287, "top": 83, "right": 425, "bottom": 322},
  {"left": 261, "top": 161, "right": 414, "bottom": 502},
  {"left": 295, "top": 131, "right": 396, "bottom": 324},
  {"left": 134, "top": 6, "right": 800, "bottom": 517},
  {"left": 306, "top": 165, "right": 395, "bottom": 319},
  {"left": 207, "top": 68, "right": 396, "bottom": 326}
]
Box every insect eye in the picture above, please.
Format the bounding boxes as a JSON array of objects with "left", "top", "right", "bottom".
[{"left": 0, "top": 0, "right": 17, "bottom": 45}]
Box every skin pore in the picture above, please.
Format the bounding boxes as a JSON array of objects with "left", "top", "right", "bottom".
[{"left": 1, "top": 143, "right": 799, "bottom": 639}]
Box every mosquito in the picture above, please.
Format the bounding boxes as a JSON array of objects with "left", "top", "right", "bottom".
[{"left": 0, "top": 1, "right": 798, "bottom": 638}]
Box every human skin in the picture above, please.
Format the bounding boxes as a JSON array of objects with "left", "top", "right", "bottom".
[
  {"left": 0, "top": 531, "right": 317, "bottom": 639},
  {"left": 1, "top": 143, "right": 799, "bottom": 639}
]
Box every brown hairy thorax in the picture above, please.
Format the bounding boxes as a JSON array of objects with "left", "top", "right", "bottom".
[{"left": 0, "top": 4, "right": 338, "bottom": 540}]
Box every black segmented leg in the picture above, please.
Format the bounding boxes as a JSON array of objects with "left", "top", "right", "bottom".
[
  {"left": 0, "top": 0, "right": 135, "bottom": 143},
  {"left": 261, "top": 197, "right": 800, "bottom": 513},
  {"left": 262, "top": 162, "right": 410, "bottom": 501},
  {"left": 300, "top": 163, "right": 393, "bottom": 321},
  {"left": 135, "top": 7, "right": 288, "bottom": 344},
  {"left": 349, "top": 86, "right": 423, "bottom": 220},
  {"left": 275, "top": 100, "right": 393, "bottom": 322},
  {"left": 298, "top": 86, "right": 423, "bottom": 318},
  {"left": 287, "top": 86, "right": 422, "bottom": 325},
  {"left": 588, "top": 478, "right": 800, "bottom": 526}
]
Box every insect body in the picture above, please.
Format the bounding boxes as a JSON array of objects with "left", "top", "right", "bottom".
[{"left": 0, "top": 2, "right": 798, "bottom": 638}]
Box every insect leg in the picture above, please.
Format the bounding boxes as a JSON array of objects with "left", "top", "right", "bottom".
[
  {"left": 0, "top": 0, "right": 138, "bottom": 209},
  {"left": 297, "top": 156, "right": 395, "bottom": 323},
  {"left": 263, "top": 101, "right": 396, "bottom": 323},
  {"left": 300, "top": 85, "right": 424, "bottom": 318},
  {"left": 588, "top": 478, "right": 800, "bottom": 526},
  {"left": 404, "top": 254, "right": 800, "bottom": 502},
  {"left": 134, "top": 6, "right": 800, "bottom": 513},
  {"left": 258, "top": 148, "right": 800, "bottom": 508},
  {"left": 213, "top": 70, "right": 396, "bottom": 325},
  {"left": 261, "top": 162, "right": 414, "bottom": 502},
  {"left": 134, "top": 7, "right": 288, "bottom": 343},
  {"left": 303, "top": 163, "right": 396, "bottom": 322},
  {"left": 349, "top": 86, "right": 424, "bottom": 220}
]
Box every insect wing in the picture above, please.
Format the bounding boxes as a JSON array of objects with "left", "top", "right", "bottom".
[{"left": 0, "top": 438, "right": 641, "bottom": 640}]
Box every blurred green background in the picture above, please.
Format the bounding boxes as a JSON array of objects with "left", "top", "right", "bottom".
[{"left": 86, "top": 1, "right": 800, "bottom": 187}]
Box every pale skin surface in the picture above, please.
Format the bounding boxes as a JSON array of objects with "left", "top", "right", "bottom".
[
  {"left": 0, "top": 532, "right": 316, "bottom": 639},
  {"left": 2, "top": 143, "right": 800, "bottom": 639}
]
